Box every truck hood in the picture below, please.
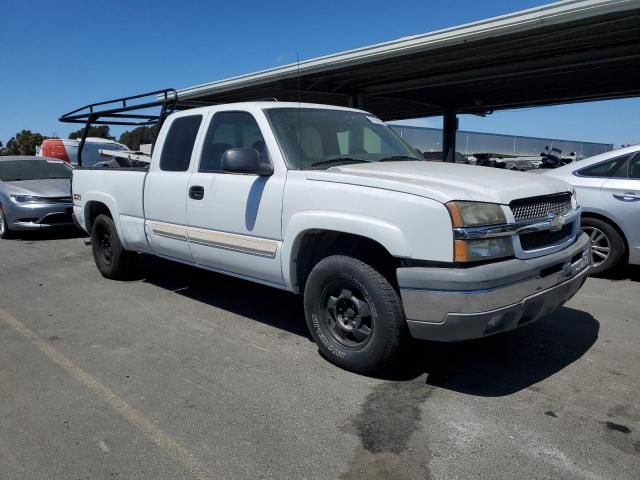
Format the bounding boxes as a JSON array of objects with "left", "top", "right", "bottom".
[
  {"left": 306, "top": 161, "right": 570, "bottom": 204},
  {"left": 2, "top": 178, "right": 71, "bottom": 198}
]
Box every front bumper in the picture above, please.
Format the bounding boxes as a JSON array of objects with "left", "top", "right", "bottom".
[
  {"left": 398, "top": 233, "right": 591, "bottom": 341},
  {"left": 6, "top": 202, "right": 75, "bottom": 230}
]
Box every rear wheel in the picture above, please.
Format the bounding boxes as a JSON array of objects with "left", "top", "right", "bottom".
[
  {"left": 91, "top": 214, "right": 134, "bottom": 279},
  {"left": 303, "top": 255, "right": 407, "bottom": 374},
  {"left": 581, "top": 217, "right": 625, "bottom": 276},
  {"left": 0, "top": 206, "right": 12, "bottom": 239}
]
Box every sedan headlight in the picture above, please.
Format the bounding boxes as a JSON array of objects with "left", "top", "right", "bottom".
[
  {"left": 446, "top": 201, "right": 512, "bottom": 262},
  {"left": 9, "top": 194, "right": 44, "bottom": 204}
]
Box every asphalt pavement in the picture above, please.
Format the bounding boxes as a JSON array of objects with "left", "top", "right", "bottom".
[{"left": 0, "top": 229, "right": 638, "bottom": 479}]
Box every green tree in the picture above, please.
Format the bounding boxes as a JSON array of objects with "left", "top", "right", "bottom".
[
  {"left": 118, "top": 125, "right": 159, "bottom": 150},
  {"left": 68, "top": 125, "right": 114, "bottom": 140},
  {"left": 2, "top": 130, "right": 49, "bottom": 156}
]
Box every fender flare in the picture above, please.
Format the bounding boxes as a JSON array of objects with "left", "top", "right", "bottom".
[
  {"left": 82, "top": 192, "right": 130, "bottom": 250},
  {"left": 281, "top": 211, "right": 409, "bottom": 291},
  {"left": 581, "top": 206, "right": 630, "bottom": 239}
]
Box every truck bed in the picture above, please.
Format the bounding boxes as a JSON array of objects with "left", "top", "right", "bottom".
[{"left": 72, "top": 168, "right": 150, "bottom": 251}]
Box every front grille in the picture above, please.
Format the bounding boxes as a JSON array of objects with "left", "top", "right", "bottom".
[
  {"left": 510, "top": 193, "right": 572, "bottom": 222},
  {"left": 44, "top": 196, "right": 72, "bottom": 204},
  {"left": 520, "top": 222, "right": 573, "bottom": 251}
]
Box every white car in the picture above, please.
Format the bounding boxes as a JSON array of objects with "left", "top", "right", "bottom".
[{"left": 543, "top": 145, "right": 640, "bottom": 275}]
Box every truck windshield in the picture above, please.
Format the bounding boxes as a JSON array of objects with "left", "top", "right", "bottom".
[
  {"left": 265, "top": 108, "right": 421, "bottom": 169},
  {"left": 0, "top": 159, "right": 72, "bottom": 182}
]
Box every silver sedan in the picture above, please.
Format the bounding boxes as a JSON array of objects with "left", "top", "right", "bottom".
[
  {"left": 0, "top": 156, "right": 74, "bottom": 238},
  {"left": 543, "top": 145, "right": 640, "bottom": 275}
]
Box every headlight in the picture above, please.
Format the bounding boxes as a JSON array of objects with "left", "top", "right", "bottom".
[
  {"left": 454, "top": 237, "right": 514, "bottom": 262},
  {"left": 570, "top": 188, "right": 578, "bottom": 209},
  {"left": 447, "top": 201, "right": 512, "bottom": 262},
  {"left": 9, "top": 194, "right": 43, "bottom": 204},
  {"left": 446, "top": 201, "right": 507, "bottom": 227}
]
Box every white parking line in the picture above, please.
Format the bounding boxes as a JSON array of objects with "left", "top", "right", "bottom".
[{"left": 0, "top": 307, "right": 211, "bottom": 480}]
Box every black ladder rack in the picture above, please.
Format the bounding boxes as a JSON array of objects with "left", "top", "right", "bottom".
[{"left": 59, "top": 88, "right": 177, "bottom": 166}]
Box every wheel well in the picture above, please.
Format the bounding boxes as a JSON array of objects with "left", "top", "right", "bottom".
[
  {"left": 85, "top": 202, "right": 112, "bottom": 232},
  {"left": 294, "top": 230, "right": 399, "bottom": 293},
  {"left": 582, "top": 212, "right": 629, "bottom": 258}
]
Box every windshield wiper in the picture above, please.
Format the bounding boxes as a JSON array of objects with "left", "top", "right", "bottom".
[
  {"left": 309, "top": 158, "right": 372, "bottom": 168},
  {"left": 379, "top": 155, "right": 422, "bottom": 162}
]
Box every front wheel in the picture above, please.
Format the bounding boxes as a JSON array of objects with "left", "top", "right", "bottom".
[
  {"left": 91, "top": 214, "right": 134, "bottom": 279},
  {"left": 0, "top": 206, "right": 12, "bottom": 239},
  {"left": 581, "top": 217, "right": 626, "bottom": 276},
  {"left": 303, "top": 255, "right": 407, "bottom": 374}
]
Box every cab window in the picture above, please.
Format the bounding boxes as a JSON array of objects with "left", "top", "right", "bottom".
[
  {"left": 199, "top": 112, "right": 267, "bottom": 172},
  {"left": 159, "top": 115, "right": 202, "bottom": 172}
]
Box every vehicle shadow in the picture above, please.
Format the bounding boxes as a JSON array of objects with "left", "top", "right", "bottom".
[
  {"left": 607, "top": 264, "right": 640, "bottom": 282},
  {"left": 390, "top": 307, "right": 599, "bottom": 396},
  {"left": 137, "top": 255, "right": 599, "bottom": 396},
  {"left": 11, "top": 227, "right": 87, "bottom": 241},
  {"left": 137, "top": 254, "right": 309, "bottom": 337}
]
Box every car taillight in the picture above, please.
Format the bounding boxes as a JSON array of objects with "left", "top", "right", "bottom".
[{"left": 42, "top": 139, "right": 70, "bottom": 163}]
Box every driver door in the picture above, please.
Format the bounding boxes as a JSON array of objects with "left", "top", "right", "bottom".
[{"left": 186, "top": 110, "right": 286, "bottom": 286}]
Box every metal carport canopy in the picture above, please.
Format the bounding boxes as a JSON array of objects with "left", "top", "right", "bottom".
[{"left": 174, "top": 0, "right": 640, "bottom": 122}]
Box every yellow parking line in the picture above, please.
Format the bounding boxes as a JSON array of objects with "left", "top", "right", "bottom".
[{"left": 0, "top": 307, "right": 210, "bottom": 480}]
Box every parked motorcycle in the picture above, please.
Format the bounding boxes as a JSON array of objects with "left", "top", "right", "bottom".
[{"left": 538, "top": 146, "right": 576, "bottom": 169}]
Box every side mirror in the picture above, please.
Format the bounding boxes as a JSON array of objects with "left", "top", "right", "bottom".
[{"left": 221, "top": 148, "right": 273, "bottom": 176}]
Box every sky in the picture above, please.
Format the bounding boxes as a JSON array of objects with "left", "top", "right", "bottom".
[{"left": 0, "top": 0, "right": 637, "bottom": 147}]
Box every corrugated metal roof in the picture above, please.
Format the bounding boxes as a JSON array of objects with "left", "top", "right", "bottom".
[{"left": 172, "top": 0, "right": 640, "bottom": 120}]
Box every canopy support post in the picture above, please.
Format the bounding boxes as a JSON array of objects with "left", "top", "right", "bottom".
[
  {"left": 443, "top": 109, "right": 458, "bottom": 162},
  {"left": 349, "top": 90, "right": 364, "bottom": 109}
]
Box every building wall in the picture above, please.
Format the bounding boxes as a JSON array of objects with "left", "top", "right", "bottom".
[{"left": 390, "top": 125, "right": 613, "bottom": 160}]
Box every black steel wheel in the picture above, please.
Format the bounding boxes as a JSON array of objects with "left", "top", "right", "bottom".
[
  {"left": 322, "top": 281, "right": 374, "bottom": 349},
  {"left": 91, "top": 214, "right": 134, "bottom": 279},
  {"left": 95, "top": 223, "right": 114, "bottom": 266},
  {"left": 304, "top": 255, "right": 407, "bottom": 374}
]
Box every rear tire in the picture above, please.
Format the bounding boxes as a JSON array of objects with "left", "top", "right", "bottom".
[
  {"left": 303, "top": 255, "right": 407, "bottom": 374},
  {"left": 581, "top": 217, "right": 625, "bottom": 277},
  {"left": 0, "top": 206, "right": 12, "bottom": 239},
  {"left": 91, "top": 214, "right": 134, "bottom": 279}
]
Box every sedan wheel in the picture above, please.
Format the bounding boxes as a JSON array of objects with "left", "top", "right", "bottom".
[
  {"left": 580, "top": 217, "right": 625, "bottom": 277},
  {"left": 0, "top": 207, "right": 11, "bottom": 239},
  {"left": 582, "top": 226, "right": 610, "bottom": 268}
]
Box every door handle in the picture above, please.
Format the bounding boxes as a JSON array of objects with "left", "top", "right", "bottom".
[
  {"left": 189, "top": 185, "right": 205, "bottom": 200},
  {"left": 612, "top": 192, "right": 640, "bottom": 202}
]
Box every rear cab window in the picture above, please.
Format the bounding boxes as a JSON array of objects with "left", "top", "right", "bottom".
[{"left": 159, "top": 115, "right": 203, "bottom": 172}]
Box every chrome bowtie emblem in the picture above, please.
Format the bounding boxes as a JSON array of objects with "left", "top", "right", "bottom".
[{"left": 548, "top": 212, "right": 565, "bottom": 232}]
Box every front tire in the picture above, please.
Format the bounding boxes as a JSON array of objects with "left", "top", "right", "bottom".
[
  {"left": 0, "top": 206, "right": 12, "bottom": 239},
  {"left": 303, "top": 255, "right": 407, "bottom": 374},
  {"left": 581, "top": 217, "right": 625, "bottom": 276},
  {"left": 91, "top": 214, "right": 134, "bottom": 279}
]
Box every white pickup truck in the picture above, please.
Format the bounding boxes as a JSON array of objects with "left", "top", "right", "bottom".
[{"left": 71, "top": 102, "right": 591, "bottom": 373}]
